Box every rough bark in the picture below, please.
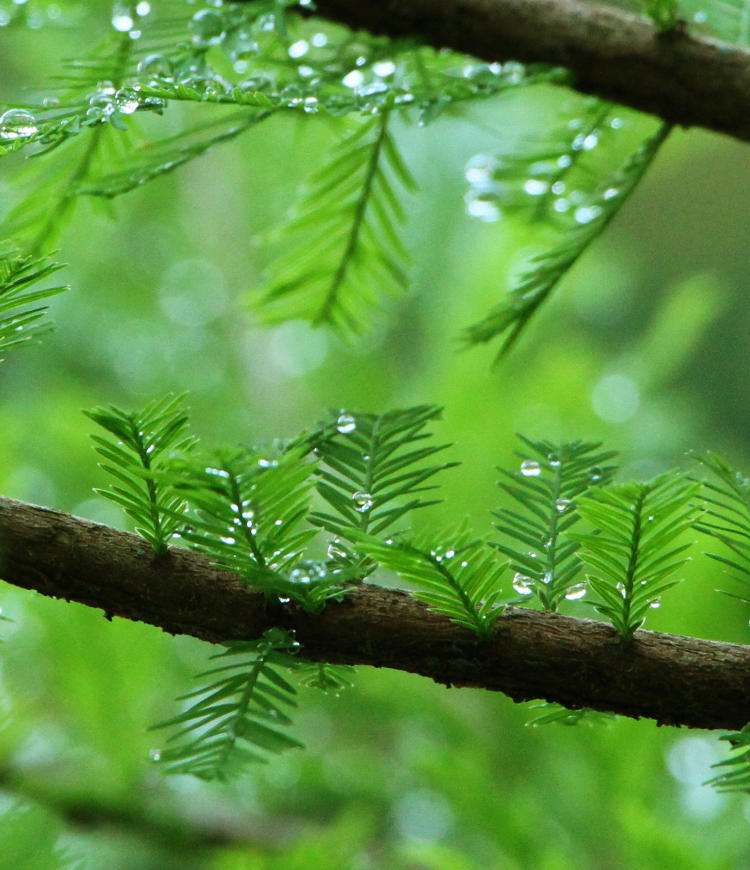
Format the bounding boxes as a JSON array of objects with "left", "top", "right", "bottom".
[
  {"left": 0, "top": 496, "right": 747, "bottom": 730},
  {"left": 286, "top": 0, "right": 750, "bottom": 144}
]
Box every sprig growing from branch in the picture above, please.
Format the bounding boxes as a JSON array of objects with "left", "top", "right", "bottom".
[
  {"left": 151, "top": 628, "right": 303, "bottom": 781},
  {"left": 572, "top": 472, "right": 697, "bottom": 640},
  {"left": 85, "top": 394, "right": 196, "bottom": 555},
  {"left": 493, "top": 436, "right": 617, "bottom": 610}
]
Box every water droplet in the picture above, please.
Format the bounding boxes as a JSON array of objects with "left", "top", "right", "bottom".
[
  {"left": 137, "top": 53, "right": 173, "bottom": 78},
  {"left": 342, "top": 69, "right": 364, "bottom": 88},
  {"left": 574, "top": 205, "right": 603, "bottom": 225},
  {"left": 548, "top": 453, "right": 562, "bottom": 467},
  {"left": 290, "top": 560, "right": 327, "bottom": 585},
  {"left": 352, "top": 491, "right": 373, "bottom": 512},
  {"left": 647, "top": 515, "right": 655, "bottom": 522},
  {"left": 557, "top": 154, "right": 572, "bottom": 168},
  {"left": 445, "top": 549, "right": 455, "bottom": 559},
  {"left": 465, "top": 188, "right": 501, "bottom": 222},
  {"left": 190, "top": 8, "right": 225, "bottom": 46},
  {"left": 693, "top": 10, "right": 707, "bottom": 22},
  {"left": 512, "top": 573, "right": 534, "bottom": 595},
  {"left": 582, "top": 132, "right": 599, "bottom": 150},
  {"left": 311, "top": 32, "right": 328, "bottom": 47},
  {"left": 220, "top": 535, "right": 236, "bottom": 545},
  {"left": 542, "top": 570, "right": 553, "bottom": 584},
  {"left": 327, "top": 539, "right": 349, "bottom": 560},
  {"left": 111, "top": 3, "right": 133, "bottom": 31},
  {"left": 288, "top": 39, "right": 308, "bottom": 58},
  {"left": 278, "top": 595, "right": 291, "bottom": 604},
  {"left": 603, "top": 187, "right": 619, "bottom": 200},
  {"left": 616, "top": 582, "right": 626, "bottom": 598},
  {"left": 553, "top": 197, "right": 570, "bottom": 213},
  {"left": 464, "top": 153, "right": 498, "bottom": 185},
  {"left": 590, "top": 467, "right": 602, "bottom": 482},
  {"left": 551, "top": 181, "right": 566, "bottom": 195},
  {"left": 565, "top": 583, "right": 587, "bottom": 600},
  {"left": 524, "top": 179, "right": 548, "bottom": 196},
  {"left": 115, "top": 86, "right": 139, "bottom": 114},
  {"left": 555, "top": 498, "right": 572, "bottom": 513},
  {"left": 136, "top": 1, "right": 151, "bottom": 15},
  {"left": 273, "top": 519, "right": 283, "bottom": 526},
  {"left": 649, "top": 598, "right": 661, "bottom": 609},
  {"left": 373, "top": 60, "right": 396, "bottom": 77},
  {"left": 0, "top": 108, "right": 38, "bottom": 140},
  {"left": 149, "top": 749, "right": 161, "bottom": 762},
  {"left": 520, "top": 460, "right": 541, "bottom": 477},
  {"left": 205, "top": 466, "right": 230, "bottom": 478},
  {"left": 258, "top": 458, "right": 277, "bottom": 468},
  {"left": 336, "top": 412, "right": 356, "bottom": 434}
]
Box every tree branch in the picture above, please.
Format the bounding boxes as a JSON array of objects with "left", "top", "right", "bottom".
[
  {"left": 0, "top": 495, "right": 747, "bottom": 730},
  {"left": 292, "top": 0, "right": 750, "bottom": 144}
]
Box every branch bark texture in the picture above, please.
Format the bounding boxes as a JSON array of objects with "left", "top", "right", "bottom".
[
  {"left": 296, "top": 0, "right": 750, "bottom": 144},
  {"left": 0, "top": 496, "right": 747, "bottom": 730}
]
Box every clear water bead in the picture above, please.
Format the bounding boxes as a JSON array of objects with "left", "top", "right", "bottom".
[
  {"left": 520, "top": 460, "right": 541, "bottom": 477},
  {"left": 0, "top": 109, "right": 38, "bottom": 140},
  {"left": 512, "top": 573, "right": 534, "bottom": 595},
  {"left": 336, "top": 412, "right": 356, "bottom": 434},
  {"left": 190, "top": 8, "right": 225, "bottom": 46},
  {"left": 565, "top": 583, "right": 587, "bottom": 600},
  {"left": 352, "top": 491, "right": 373, "bottom": 512}
]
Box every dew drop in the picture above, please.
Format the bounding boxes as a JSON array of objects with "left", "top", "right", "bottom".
[
  {"left": 590, "top": 467, "right": 602, "bottom": 482},
  {"left": 574, "top": 205, "right": 603, "bottom": 225},
  {"left": 352, "top": 491, "right": 373, "bottom": 512},
  {"left": 555, "top": 498, "right": 572, "bottom": 513},
  {"left": 149, "top": 749, "right": 161, "bottom": 762},
  {"left": 327, "top": 539, "right": 349, "bottom": 560},
  {"left": 565, "top": 583, "right": 587, "bottom": 600},
  {"left": 649, "top": 598, "right": 661, "bottom": 609},
  {"left": 548, "top": 453, "right": 562, "bottom": 467},
  {"left": 336, "top": 412, "right": 356, "bottom": 434},
  {"left": 288, "top": 39, "right": 309, "bottom": 58},
  {"left": 524, "top": 179, "right": 548, "bottom": 196},
  {"left": 0, "top": 108, "right": 38, "bottom": 140},
  {"left": 190, "top": 8, "right": 225, "bottom": 46},
  {"left": 111, "top": 3, "right": 133, "bottom": 31},
  {"left": 464, "top": 153, "right": 498, "bottom": 185},
  {"left": 278, "top": 595, "right": 291, "bottom": 604},
  {"left": 115, "top": 86, "right": 139, "bottom": 114},
  {"left": 520, "top": 459, "right": 541, "bottom": 477},
  {"left": 512, "top": 573, "right": 534, "bottom": 595},
  {"left": 137, "top": 53, "right": 173, "bottom": 78}
]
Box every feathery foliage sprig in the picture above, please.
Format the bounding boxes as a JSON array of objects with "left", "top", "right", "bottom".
[
  {"left": 171, "top": 446, "right": 345, "bottom": 611},
  {"left": 493, "top": 436, "right": 617, "bottom": 611},
  {"left": 253, "top": 112, "right": 417, "bottom": 334},
  {"left": 0, "top": 251, "right": 67, "bottom": 356},
  {"left": 692, "top": 451, "right": 750, "bottom": 604},
  {"left": 463, "top": 121, "right": 672, "bottom": 358},
  {"left": 151, "top": 628, "right": 303, "bottom": 781},
  {"left": 306, "top": 405, "right": 458, "bottom": 576},
  {"left": 572, "top": 472, "right": 697, "bottom": 640},
  {"left": 353, "top": 525, "right": 506, "bottom": 638},
  {"left": 705, "top": 725, "right": 750, "bottom": 793},
  {"left": 85, "top": 394, "right": 196, "bottom": 555}
]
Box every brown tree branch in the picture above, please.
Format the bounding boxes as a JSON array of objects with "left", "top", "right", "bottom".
[
  {"left": 288, "top": 0, "right": 750, "bottom": 144},
  {"left": 0, "top": 495, "right": 747, "bottom": 730}
]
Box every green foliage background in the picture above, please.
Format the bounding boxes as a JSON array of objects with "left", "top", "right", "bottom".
[{"left": 1, "top": 1, "right": 750, "bottom": 867}]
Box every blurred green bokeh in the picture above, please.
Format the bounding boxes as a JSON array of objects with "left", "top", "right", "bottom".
[{"left": 1, "top": 3, "right": 750, "bottom": 868}]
